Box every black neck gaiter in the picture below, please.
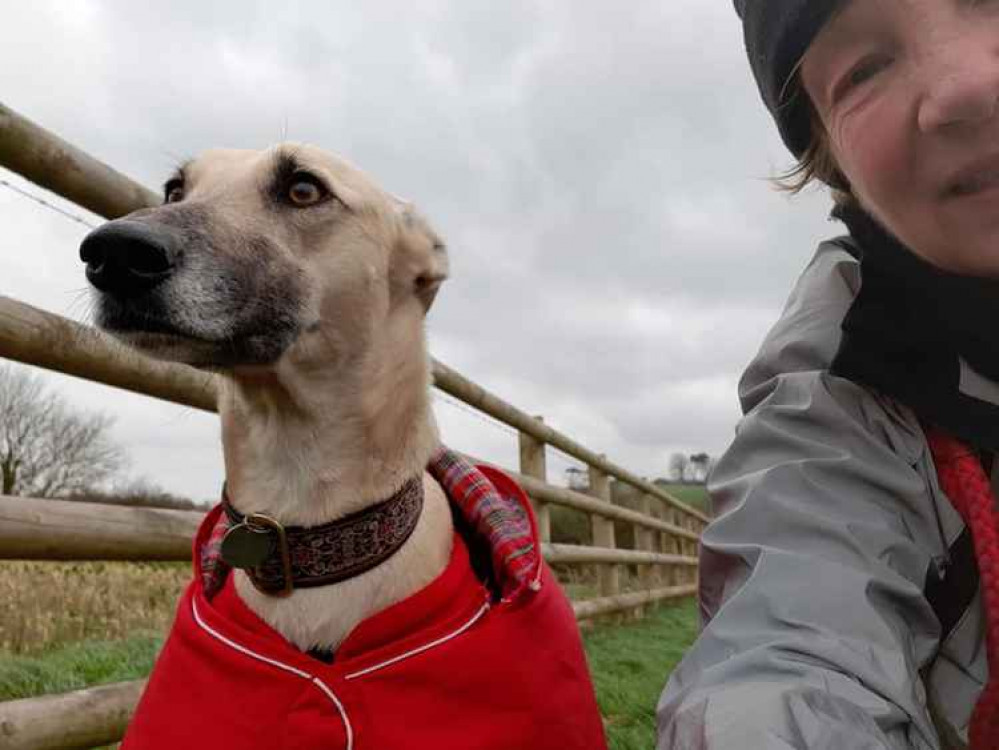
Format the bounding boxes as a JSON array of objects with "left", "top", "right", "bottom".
[{"left": 830, "top": 204, "right": 999, "bottom": 451}]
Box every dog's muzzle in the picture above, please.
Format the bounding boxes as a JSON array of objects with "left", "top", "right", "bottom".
[{"left": 80, "top": 220, "right": 181, "bottom": 298}]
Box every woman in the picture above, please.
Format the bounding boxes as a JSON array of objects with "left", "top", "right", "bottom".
[{"left": 658, "top": 1, "right": 999, "bottom": 748}]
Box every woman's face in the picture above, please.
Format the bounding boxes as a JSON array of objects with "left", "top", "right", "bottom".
[{"left": 801, "top": 0, "right": 999, "bottom": 276}]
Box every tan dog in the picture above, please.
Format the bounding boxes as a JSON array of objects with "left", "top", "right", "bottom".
[
  {"left": 82, "top": 144, "right": 609, "bottom": 750},
  {"left": 81, "top": 144, "right": 454, "bottom": 651}
]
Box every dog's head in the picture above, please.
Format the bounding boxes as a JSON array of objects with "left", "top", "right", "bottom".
[{"left": 80, "top": 143, "right": 448, "bottom": 371}]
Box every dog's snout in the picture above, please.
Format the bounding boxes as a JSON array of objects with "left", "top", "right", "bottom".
[{"left": 80, "top": 220, "right": 179, "bottom": 296}]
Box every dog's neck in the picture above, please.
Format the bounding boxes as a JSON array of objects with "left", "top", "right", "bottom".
[
  {"left": 217, "top": 342, "right": 440, "bottom": 527},
  {"left": 214, "top": 335, "right": 456, "bottom": 651}
]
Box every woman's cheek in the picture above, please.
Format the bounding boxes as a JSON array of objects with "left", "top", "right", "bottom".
[{"left": 832, "top": 111, "right": 904, "bottom": 216}]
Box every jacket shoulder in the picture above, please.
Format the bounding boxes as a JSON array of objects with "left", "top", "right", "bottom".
[
  {"left": 739, "top": 238, "right": 859, "bottom": 413},
  {"left": 723, "top": 239, "right": 935, "bottom": 510}
]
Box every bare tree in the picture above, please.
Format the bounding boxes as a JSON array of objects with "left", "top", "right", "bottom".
[
  {"left": 689, "top": 452, "right": 711, "bottom": 483},
  {"left": 668, "top": 452, "right": 689, "bottom": 483},
  {"left": 0, "top": 364, "right": 126, "bottom": 497},
  {"left": 565, "top": 467, "right": 590, "bottom": 491}
]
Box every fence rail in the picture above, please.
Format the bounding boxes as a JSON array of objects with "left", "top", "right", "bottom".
[
  {"left": 0, "top": 294, "right": 217, "bottom": 411},
  {"left": 0, "top": 494, "right": 701, "bottom": 570},
  {"left": 0, "top": 680, "right": 146, "bottom": 750},
  {"left": 0, "top": 495, "right": 200, "bottom": 561},
  {"left": 0, "top": 99, "right": 706, "bottom": 750}
]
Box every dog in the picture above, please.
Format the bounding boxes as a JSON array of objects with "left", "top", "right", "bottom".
[{"left": 80, "top": 144, "right": 607, "bottom": 749}]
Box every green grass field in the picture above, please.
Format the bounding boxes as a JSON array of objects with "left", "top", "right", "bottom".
[
  {"left": 659, "top": 483, "right": 709, "bottom": 512},
  {"left": 0, "top": 593, "right": 699, "bottom": 749},
  {"left": 0, "top": 636, "right": 160, "bottom": 702},
  {"left": 583, "top": 601, "right": 700, "bottom": 749}
]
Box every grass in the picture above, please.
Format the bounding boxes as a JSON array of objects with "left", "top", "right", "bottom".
[
  {"left": 0, "top": 563, "right": 700, "bottom": 749},
  {"left": 0, "top": 561, "right": 188, "bottom": 655},
  {"left": 0, "top": 636, "right": 160, "bottom": 701},
  {"left": 658, "top": 483, "right": 709, "bottom": 512},
  {"left": 583, "top": 601, "right": 699, "bottom": 749}
]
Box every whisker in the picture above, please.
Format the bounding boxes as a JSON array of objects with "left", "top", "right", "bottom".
[{"left": 65, "top": 287, "right": 95, "bottom": 323}]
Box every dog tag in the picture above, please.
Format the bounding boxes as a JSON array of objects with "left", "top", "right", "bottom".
[{"left": 221, "top": 523, "right": 275, "bottom": 569}]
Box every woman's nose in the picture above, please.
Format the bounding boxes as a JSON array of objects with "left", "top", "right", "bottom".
[{"left": 917, "top": 35, "right": 999, "bottom": 133}]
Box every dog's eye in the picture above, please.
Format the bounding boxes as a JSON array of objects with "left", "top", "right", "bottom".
[
  {"left": 164, "top": 180, "right": 184, "bottom": 204},
  {"left": 288, "top": 174, "right": 328, "bottom": 207}
]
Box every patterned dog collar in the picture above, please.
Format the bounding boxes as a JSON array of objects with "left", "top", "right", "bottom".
[{"left": 220, "top": 477, "right": 424, "bottom": 596}]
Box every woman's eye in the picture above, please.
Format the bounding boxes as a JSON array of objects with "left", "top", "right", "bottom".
[
  {"left": 288, "top": 174, "right": 328, "bottom": 207},
  {"left": 164, "top": 182, "right": 184, "bottom": 204},
  {"left": 834, "top": 55, "right": 892, "bottom": 101}
]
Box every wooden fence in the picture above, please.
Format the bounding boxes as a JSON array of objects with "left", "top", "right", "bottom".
[{"left": 0, "top": 101, "right": 707, "bottom": 749}]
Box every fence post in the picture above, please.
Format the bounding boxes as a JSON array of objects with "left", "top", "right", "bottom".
[
  {"left": 630, "top": 493, "right": 655, "bottom": 619},
  {"left": 684, "top": 516, "right": 698, "bottom": 585},
  {"left": 588, "top": 459, "right": 620, "bottom": 609},
  {"left": 636, "top": 494, "right": 655, "bottom": 586},
  {"left": 652, "top": 502, "right": 667, "bottom": 577},
  {"left": 519, "top": 417, "right": 550, "bottom": 542},
  {"left": 666, "top": 508, "right": 683, "bottom": 587}
]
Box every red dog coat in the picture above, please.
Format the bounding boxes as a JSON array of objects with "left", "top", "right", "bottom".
[{"left": 123, "top": 451, "right": 608, "bottom": 749}]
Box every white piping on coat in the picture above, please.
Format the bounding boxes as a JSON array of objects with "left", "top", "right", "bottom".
[
  {"left": 345, "top": 602, "right": 490, "bottom": 680},
  {"left": 191, "top": 598, "right": 355, "bottom": 750}
]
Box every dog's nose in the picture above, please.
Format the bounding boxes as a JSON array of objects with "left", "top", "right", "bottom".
[{"left": 80, "top": 220, "right": 179, "bottom": 296}]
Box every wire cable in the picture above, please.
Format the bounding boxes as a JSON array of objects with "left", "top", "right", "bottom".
[
  {"left": 432, "top": 391, "right": 521, "bottom": 439},
  {"left": 0, "top": 178, "right": 99, "bottom": 229}
]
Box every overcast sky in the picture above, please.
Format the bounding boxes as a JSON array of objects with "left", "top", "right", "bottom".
[{"left": 0, "top": 0, "right": 836, "bottom": 502}]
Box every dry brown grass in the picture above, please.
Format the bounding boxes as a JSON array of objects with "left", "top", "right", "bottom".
[
  {"left": 0, "top": 558, "right": 687, "bottom": 655},
  {"left": 0, "top": 561, "right": 189, "bottom": 655}
]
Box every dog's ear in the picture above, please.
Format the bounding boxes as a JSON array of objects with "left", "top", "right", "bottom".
[{"left": 396, "top": 203, "right": 449, "bottom": 313}]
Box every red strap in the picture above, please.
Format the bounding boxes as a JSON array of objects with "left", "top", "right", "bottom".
[{"left": 926, "top": 427, "right": 999, "bottom": 749}]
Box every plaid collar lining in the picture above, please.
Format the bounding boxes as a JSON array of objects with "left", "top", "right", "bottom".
[{"left": 426, "top": 448, "right": 539, "bottom": 600}]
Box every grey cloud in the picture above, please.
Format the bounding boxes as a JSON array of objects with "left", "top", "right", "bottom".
[{"left": 0, "top": 0, "right": 841, "bottom": 495}]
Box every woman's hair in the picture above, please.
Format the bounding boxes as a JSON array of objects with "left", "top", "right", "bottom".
[{"left": 775, "top": 88, "right": 855, "bottom": 208}]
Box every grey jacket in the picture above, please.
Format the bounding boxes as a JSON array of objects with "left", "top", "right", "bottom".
[{"left": 657, "top": 239, "right": 991, "bottom": 750}]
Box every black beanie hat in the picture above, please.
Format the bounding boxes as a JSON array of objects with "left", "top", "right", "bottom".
[{"left": 734, "top": 0, "right": 845, "bottom": 156}]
